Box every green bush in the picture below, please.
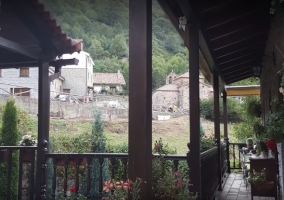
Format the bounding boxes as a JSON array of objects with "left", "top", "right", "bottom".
[
  {"left": 0, "top": 99, "right": 19, "bottom": 199},
  {"left": 200, "top": 97, "right": 241, "bottom": 122}
]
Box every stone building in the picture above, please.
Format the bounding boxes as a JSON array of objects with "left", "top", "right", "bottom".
[
  {"left": 152, "top": 71, "right": 213, "bottom": 111},
  {"left": 60, "top": 51, "right": 94, "bottom": 98},
  {"left": 93, "top": 70, "right": 126, "bottom": 93},
  {"left": 0, "top": 67, "right": 64, "bottom": 99}
]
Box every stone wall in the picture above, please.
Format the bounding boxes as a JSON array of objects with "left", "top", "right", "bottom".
[
  {"left": 0, "top": 94, "right": 128, "bottom": 119},
  {"left": 152, "top": 90, "right": 179, "bottom": 108},
  {"left": 261, "top": 12, "right": 284, "bottom": 198}
]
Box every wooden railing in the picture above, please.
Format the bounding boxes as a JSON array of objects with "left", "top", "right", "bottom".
[
  {"left": 0, "top": 145, "right": 230, "bottom": 200},
  {"left": 200, "top": 146, "right": 219, "bottom": 200},
  {"left": 228, "top": 142, "right": 246, "bottom": 170},
  {"left": 0, "top": 147, "right": 187, "bottom": 199}
]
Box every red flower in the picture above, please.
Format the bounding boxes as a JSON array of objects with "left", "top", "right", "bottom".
[
  {"left": 266, "top": 139, "right": 277, "bottom": 151},
  {"left": 152, "top": 154, "right": 155, "bottom": 159},
  {"left": 70, "top": 186, "right": 76, "bottom": 193},
  {"left": 154, "top": 144, "right": 159, "bottom": 152}
]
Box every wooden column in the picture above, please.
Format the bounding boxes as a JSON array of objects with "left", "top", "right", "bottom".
[
  {"left": 223, "top": 91, "right": 230, "bottom": 173},
  {"left": 129, "top": 0, "right": 152, "bottom": 199},
  {"left": 213, "top": 73, "right": 222, "bottom": 190},
  {"left": 36, "top": 61, "right": 50, "bottom": 199},
  {"left": 185, "top": 22, "right": 201, "bottom": 198}
]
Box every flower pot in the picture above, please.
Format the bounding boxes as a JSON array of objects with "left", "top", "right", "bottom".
[
  {"left": 21, "top": 149, "right": 33, "bottom": 162},
  {"left": 258, "top": 151, "right": 268, "bottom": 159}
]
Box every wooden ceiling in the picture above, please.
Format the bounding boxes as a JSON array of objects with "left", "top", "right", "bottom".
[
  {"left": 157, "top": 0, "right": 272, "bottom": 86},
  {"left": 0, "top": 0, "right": 82, "bottom": 67}
]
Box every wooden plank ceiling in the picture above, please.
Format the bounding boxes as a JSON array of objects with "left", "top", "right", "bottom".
[
  {"left": 0, "top": 0, "right": 82, "bottom": 67},
  {"left": 157, "top": 0, "right": 272, "bottom": 85}
]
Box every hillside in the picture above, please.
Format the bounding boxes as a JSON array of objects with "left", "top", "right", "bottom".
[
  {"left": 40, "top": 0, "right": 189, "bottom": 90},
  {"left": 50, "top": 115, "right": 219, "bottom": 154}
]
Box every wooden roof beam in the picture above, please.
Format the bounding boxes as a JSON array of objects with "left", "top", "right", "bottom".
[
  {"left": 214, "top": 35, "right": 267, "bottom": 57},
  {"left": 202, "top": 0, "right": 270, "bottom": 30},
  {"left": 218, "top": 54, "right": 262, "bottom": 69},
  {"left": 221, "top": 59, "right": 261, "bottom": 72},
  {"left": 225, "top": 73, "right": 253, "bottom": 84},
  {"left": 0, "top": 37, "right": 42, "bottom": 60},
  {"left": 175, "top": 0, "right": 226, "bottom": 90}
]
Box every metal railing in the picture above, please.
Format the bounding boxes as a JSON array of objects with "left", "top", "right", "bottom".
[{"left": 228, "top": 142, "right": 246, "bottom": 170}]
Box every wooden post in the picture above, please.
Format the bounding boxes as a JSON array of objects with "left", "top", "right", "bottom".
[
  {"left": 129, "top": 0, "right": 152, "bottom": 199},
  {"left": 223, "top": 91, "right": 230, "bottom": 173},
  {"left": 213, "top": 73, "right": 222, "bottom": 191},
  {"left": 36, "top": 61, "right": 50, "bottom": 199},
  {"left": 185, "top": 21, "right": 201, "bottom": 198}
]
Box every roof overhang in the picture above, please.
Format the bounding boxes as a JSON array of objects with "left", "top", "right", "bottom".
[
  {"left": 157, "top": 0, "right": 271, "bottom": 88},
  {"left": 226, "top": 85, "right": 260, "bottom": 96}
]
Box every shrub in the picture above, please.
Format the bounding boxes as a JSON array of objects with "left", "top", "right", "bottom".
[
  {"left": 0, "top": 99, "right": 19, "bottom": 199},
  {"left": 200, "top": 97, "right": 241, "bottom": 122}
]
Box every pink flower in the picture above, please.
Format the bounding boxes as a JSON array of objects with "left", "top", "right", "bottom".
[
  {"left": 103, "top": 180, "right": 113, "bottom": 193},
  {"left": 123, "top": 179, "right": 132, "bottom": 190},
  {"left": 175, "top": 171, "right": 180, "bottom": 178},
  {"left": 177, "top": 180, "right": 184, "bottom": 188},
  {"left": 115, "top": 181, "right": 124, "bottom": 189},
  {"left": 70, "top": 186, "right": 76, "bottom": 193}
]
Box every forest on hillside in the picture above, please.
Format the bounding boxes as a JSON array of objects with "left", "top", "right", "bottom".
[{"left": 40, "top": 0, "right": 190, "bottom": 91}]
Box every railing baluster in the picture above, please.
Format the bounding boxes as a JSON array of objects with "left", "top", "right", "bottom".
[
  {"left": 63, "top": 158, "right": 68, "bottom": 198},
  {"left": 75, "top": 158, "right": 80, "bottom": 197},
  {"left": 110, "top": 158, "right": 116, "bottom": 179},
  {"left": 173, "top": 160, "right": 179, "bottom": 172},
  {"left": 18, "top": 149, "right": 23, "bottom": 199},
  {"left": 6, "top": 149, "right": 12, "bottom": 200},
  {"left": 52, "top": 159, "right": 56, "bottom": 200},
  {"left": 122, "top": 158, "right": 128, "bottom": 181},
  {"left": 87, "top": 158, "right": 92, "bottom": 200},
  {"left": 233, "top": 144, "right": 236, "bottom": 169},
  {"left": 99, "top": 158, "right": 104, "bottom": 198},
  {"left": 30, "top": 149, "right": 36, "bottom": 200}
]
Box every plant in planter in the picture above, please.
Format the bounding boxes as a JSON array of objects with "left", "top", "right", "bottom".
[
  {"left": 247, "top": 97, "right": 262, "bottom": 118},
  {"left": 246, "top": 138, "right": 254, "bottom": 149},
  {"left": 265, "top": 101, "right": 284, "bottom": 143},
  {"left": 248, "top": 168, "right": 274, "bottom": 194}
]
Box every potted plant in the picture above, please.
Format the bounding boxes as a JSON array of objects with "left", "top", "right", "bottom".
[
  {"left": 247, "top": 98, "right": 262, "bottom": 118},
  {"left": 248, "top": 168, "right": 274, "bottom": 195},
  {"left": 246, "top": 138, "right": 254, "bottom": 149},
  {"left": 265, "top": 101, "right": 284, "bottom": 143},
  {"left": 255, "top": 140, "right": 268, "bottom": 158}
]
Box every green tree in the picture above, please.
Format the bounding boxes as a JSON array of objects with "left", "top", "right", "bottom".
[
  {"left": 0, "top": 99, "right": 19, "bottom": 199},
  {"left": 109, "top": 34, "right": 128, "bottom": 58},
  {"left": 82, "top": 110, "right": 110, "bottom": 199}
]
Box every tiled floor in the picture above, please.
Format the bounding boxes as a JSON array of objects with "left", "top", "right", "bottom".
[{"left": 215, "top": 173, "right": 275, "bottom": 200}]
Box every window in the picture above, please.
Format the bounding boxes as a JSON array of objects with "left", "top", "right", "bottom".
[
  {"left": 20, "top": 68, "right": 29, "bottom": 77},
  {"left": 11, "top": 88, "right": 30, "bottom": 97},
  {"left": 63, "top": 89, "right": 70, "bottom": 94}
]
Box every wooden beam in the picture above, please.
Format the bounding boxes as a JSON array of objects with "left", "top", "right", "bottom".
[
  {"left": 225, "top": 74, "right": 253, "bottom": 84},
  {"left": 219, "top": 54, "right": 262, "bottom": 70},
  {"left": 49, "top": 58, "right": 79, "bottom": 67},
  {"left": 0, "top": 61, "right": 39, "bottom": 68},
  {"left": 213, "top": 73, "right": 222, "bottom": 191},
  {"left": 214, "top": 35, "right": 267, "bottom": 57},
  {"left": 128, "top": 0, "right": 152, "bottom": 198},
  {"left": 226, "top": 85, "right": 260, "bottom": 96},
  {"left": 36, "top": 61, "right": 50, "bottom": 199},
  {"left": 0, "top": 37, "right": 42, "bottom": 59}
]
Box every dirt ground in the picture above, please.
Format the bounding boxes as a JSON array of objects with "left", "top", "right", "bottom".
[{"left": 103, "top": 115, "right": 216, "bottom": 136}]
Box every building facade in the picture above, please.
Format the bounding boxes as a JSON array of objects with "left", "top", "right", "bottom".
[
  {"left": 152, "top": 71, "right": 213, "bottom": 111},
  {"left": 0, "top": 68, "right": 63, "bottom": 99},
  {"left": 93, "top": 70, "right": 126, "bottom": 93},
  {"left": 60, "top": 51, "right": 94, "bottom": 99}
]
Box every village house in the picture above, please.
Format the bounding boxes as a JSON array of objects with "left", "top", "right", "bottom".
[
  {"left": 60, "top": 51, "right": 94, "bottom": 100},
  {"left": 152, "top": 71, "right": 213, "bottom": 110},
  {"left": 93, "top": 70, "right": 126, "bottom": 93},
  {"left": 0, "top": 67, "right": 64, "bottom": 99},
  {"left": 0, "top": 51, "right": 94, "bottom": 101}
]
